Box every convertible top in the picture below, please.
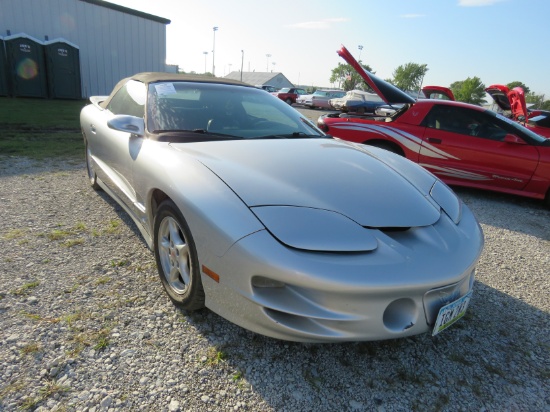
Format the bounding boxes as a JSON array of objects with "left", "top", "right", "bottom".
[{"left": 99, "top": 72, "right": 252, "bottom": 109}]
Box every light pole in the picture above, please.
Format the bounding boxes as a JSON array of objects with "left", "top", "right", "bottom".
[
  {"left": 358, "top": 45, "right": 363, "bottom": 62},
  {"left": 203, "top": 51, "right": 208, "bottom": 73},
  {"left": 266, "top": 54, "right": 271, "bottom": 72},
  {"left": 240, "top": 50, "right": 244, "bottom": 82},
  {"left": 212, "top": 26, "right": 218, "bottom": 76},
  {"left": 271, "top": 62, "right": 276, "bottom": 72}
]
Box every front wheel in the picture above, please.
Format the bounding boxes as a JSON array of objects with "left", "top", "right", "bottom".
[
  {"left": 153, "top": 200, "right": 205, "bottom": 310},
  {"left": 285, "top": 98, "right": 293, "bottom": 105}
]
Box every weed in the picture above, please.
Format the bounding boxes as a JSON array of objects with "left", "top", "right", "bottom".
[
  {"left": 62, "top": 238, "right": 85, "bottom": 247},
  {"left": 105, "top": 219, "right": 121, "bottom": 234},
  {"left": 95, "top": 276, "right": 111, "bottom": 285},
  {"left": 20, "top": 343, "right": 42, "bottom": 356},
  {"left": 47, "top": 229, "right": 72, "bottom": 241},
  {"left": 2, "top": 228, "right": 26, "bottom": 240},
  {"left": 110, "top": 259, "right": 129, "bottom": 267},
  {"left": 205, "top": 347, "right": 227, "bottom": 366},
  {"left": 12, "top": 281, "right": 40, "bottom": 296}
]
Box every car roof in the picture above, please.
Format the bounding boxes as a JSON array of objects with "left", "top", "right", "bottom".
[{"left": 100, "top": 72, "right": 252, "bottom": 108}]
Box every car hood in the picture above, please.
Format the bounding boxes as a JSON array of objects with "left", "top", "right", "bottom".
[
  {"left": 337, "top": 45, "right": 416, "bottom": 105},
  {"left": 422, "top": 86, "right": 455, "bottom": 101},
  {"left": 171, "top": 139, "right": 440, "bottom": 228},
  {"left": 486, "top": 84, "right": 528, "bottom": 120}
]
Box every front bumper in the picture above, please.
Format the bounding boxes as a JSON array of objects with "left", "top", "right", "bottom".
[{"left": 201, "top": 205, "right": 483, "bottom": 342}]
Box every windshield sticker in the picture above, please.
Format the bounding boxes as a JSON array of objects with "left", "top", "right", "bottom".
[{"left": 155, "top": 83, "right": 177, "bottom": 95}]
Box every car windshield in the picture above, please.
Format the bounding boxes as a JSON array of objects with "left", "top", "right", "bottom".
[
  {"left": 146, "top": 82, "right": 325, "bottom": 139},
  {"left": 491, "top": 110, "right": 547, "bottom": 143}
]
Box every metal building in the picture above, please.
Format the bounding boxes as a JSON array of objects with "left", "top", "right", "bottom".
[{"left": 0, "top": 0, "right": 170, "bottom": 97}]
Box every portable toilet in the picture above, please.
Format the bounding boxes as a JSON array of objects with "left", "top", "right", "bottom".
[
  {"left": 0, "top": 36, "right": 8, "bottom": 96},
  {"left": 5, "top": 34, "right": 48, "bottom": 98},
  {"left": 44, "top": 38, "right": 81, "bottom": 99}
]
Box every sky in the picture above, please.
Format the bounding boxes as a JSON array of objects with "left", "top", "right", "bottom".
[{"left": 107, "top": 0, "right": 550, "bottom": 98}]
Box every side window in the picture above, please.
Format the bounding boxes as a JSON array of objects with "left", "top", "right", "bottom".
[
  {"left": 107, "top": 80, "right": 146, "bottom": 118},
  {"left": 423, "top": 105, "right": 507, "bottom": 141}
]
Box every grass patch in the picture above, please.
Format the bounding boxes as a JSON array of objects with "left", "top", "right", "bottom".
[
  {"left": 2, "top": 228, "right": 26, "bottom": 240},
  {"left": 12, "top": 281, "right": 40, "bottom": 296},
  {"left": 0, "top": 97, "right": 86, "bottom": 159}
]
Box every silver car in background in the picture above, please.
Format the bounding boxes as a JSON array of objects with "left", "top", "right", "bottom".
[{"left": 80, "top": 73, "right": 484, "bottom": 342}]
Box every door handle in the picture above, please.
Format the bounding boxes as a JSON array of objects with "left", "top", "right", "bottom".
[
  {"left": 427, "top": 137, "right": 441, "bottom": 144},
  {"left": 90, "top": 124, "right": 96, "bottom": 134}
]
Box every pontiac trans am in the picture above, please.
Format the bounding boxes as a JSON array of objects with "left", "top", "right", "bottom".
[
  {"left": 80, "top": 72, "right": 484, "bottom": 342},
  {"left": 318, "top": 46, "right": 550, "bottom": 207}
]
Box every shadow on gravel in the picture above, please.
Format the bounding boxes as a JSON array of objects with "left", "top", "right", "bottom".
[
  {"left": 187, "top": 280, "right": 549, "bottom": 411},
  {"left": 453, "top": 186, "right": 550, "bottom": 241}
]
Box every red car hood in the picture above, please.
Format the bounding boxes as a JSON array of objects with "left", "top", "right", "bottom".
[
  {"left": 337, "top": 45, "right": 416, "bottom": 105},
  {"left": 422, "top": 86, "right": 455, "bottom": 101},
  {"left": 485, "top": 84, "right": 528, "bottom": 121}
]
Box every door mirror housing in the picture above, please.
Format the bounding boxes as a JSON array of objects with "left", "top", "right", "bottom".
[
  {"left": 503, "top": 134, "right": 526, "bottom": 145},
  {"left": 108, "top": 115, "right": 145, "bottom": 136}
]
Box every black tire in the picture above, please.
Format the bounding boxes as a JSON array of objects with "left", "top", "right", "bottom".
[
  {"left": 285, "top": 98, "right": 293, "bottom": 105},
  {"left": 153, "top": 200, "right": 205, "bottom": 310},
  {"left": 544, "top": 190, "right": 550, "bottom": 209},
  {"left": 84, "top": 137, "right": 101, "bottom": 190},
  {"left": 366, "top": 141, "right": 403, "bottom": 156}
]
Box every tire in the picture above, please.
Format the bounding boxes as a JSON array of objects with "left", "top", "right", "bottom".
[
  {"left": 84, "top": 137, "right": 101, "bottom": 190},
  {"left": 366, "top": 141, "right": 403, "bottom": 156},
  {"left": 153, "top": 200, "right": 205, "bottom": 311},
  {"left": 544, "top": 190, "right": 550, "bottom": 209},
  {"left": 285, "top": 98, "right": 293, "bottom": 105}
]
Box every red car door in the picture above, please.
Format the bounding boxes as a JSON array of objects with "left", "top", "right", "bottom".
[{"left": 418, "top": 105, "right": 539, "bottom": 191}]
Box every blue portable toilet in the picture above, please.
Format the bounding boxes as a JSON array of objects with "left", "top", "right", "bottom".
[
  {"left": 5, "top": 34, "right": 48, "bottom": 98},
  {"left": 44, "top": 38, "right": 82, "bottom": 99}
]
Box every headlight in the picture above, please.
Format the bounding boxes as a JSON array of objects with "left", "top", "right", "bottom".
[
  {"left": 251, "top": 206, "right": 378, "bottom": 252},
  {"left": 430, "top": 180, "right": 462, "bottom": 224}
]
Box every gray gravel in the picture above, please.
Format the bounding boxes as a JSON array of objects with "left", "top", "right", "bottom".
[{"left": 0, "top": 154, "right": 549, "bottom": 412}]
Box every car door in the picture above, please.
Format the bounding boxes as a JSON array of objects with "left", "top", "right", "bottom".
[
  {"left": 418, "top": 105, "right": 539, "bottom": 191},
  {"left": 93, "top": 80, "right": 147, "bottom": 213}
]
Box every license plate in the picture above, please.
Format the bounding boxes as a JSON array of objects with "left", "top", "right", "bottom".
[{"left": 432, "top": 292, "right": 471, "bottom": 336}]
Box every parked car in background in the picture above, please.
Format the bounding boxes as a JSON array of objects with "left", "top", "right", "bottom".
[
  {"left": 256, "top": 84, "right": 279, "bottom": 93},
  {"left": 310, "top": 89, "right": 346, "bottom": 109},
  {"left": 329, "top": 89, "right": 386, "bottom": 114},
  {"left": 296, "top": 89, "right": 346, "bottom": 109},
  {"left": 80, "top": 72, "right": 484, "bottom": 342},
  {"left": 485, "top": 84, "right": 550, "bottom": 138},
  {"left": 318, "top": 45, "right": 550, "bottom": 206},
  {"left": 271, "top": 87, "right": 307, "bottom": 105}
]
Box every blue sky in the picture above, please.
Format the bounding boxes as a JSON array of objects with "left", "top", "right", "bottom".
[{"left": 109, "top": 0, "right": 550, "bottom": 97}]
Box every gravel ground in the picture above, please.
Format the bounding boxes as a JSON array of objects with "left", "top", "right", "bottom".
[{"left": 0, "top": 154, "right": 548, "bottom": 412}]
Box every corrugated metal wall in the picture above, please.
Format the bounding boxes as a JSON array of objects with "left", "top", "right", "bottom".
[{"left": 0, "top": 0, "right": 168, "bottom": 97}]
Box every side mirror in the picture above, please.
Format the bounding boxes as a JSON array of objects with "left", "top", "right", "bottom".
[
  {"left": 503, "top": 134, "right": 526, "bottom": 144},
  {"left": 107, "top": 115, "right": 145, "bottom": 136}
]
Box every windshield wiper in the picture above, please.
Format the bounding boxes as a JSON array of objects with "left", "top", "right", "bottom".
[{"left": 251, "top": 132, "right": 323, "bottom": 139}]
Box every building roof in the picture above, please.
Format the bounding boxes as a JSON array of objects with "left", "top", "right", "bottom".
[
  {"left": 224, "top": 71, "right": 293, "bottom": 87},
  {"left": 79, "top": 0, "right": 171, "bottom": 24}
]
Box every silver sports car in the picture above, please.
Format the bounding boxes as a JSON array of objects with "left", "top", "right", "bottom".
[{"left": 80, "top": 73, "right": 484, "bottom": 342}]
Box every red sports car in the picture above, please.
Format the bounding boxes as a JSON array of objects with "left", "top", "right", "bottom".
[
  {"left": 485, "top": 84, "right": 550, "bottom": 138},
  {"left": 318, "top": 46, "right": 550, "bottom": 206}
]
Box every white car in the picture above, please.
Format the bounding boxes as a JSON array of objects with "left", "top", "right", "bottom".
[{"left": 80, "top": 73, "right": 484, "bottom": 342}]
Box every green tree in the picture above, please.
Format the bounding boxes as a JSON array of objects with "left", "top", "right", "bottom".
[
  {"left": 329, "top": 62, "right": 374, "bottom": 91},
  {"left": 450, "top": 77, "right": 487, "bottom": 105},
  {"left": 506, "top": 81, "right": 530, "bottom": 95},
  {"left": 525, "top": 92, "right": 545, "bottom": 109},
  {"left": 389, "top": 63, "right": 428, "bottom": 92}
]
